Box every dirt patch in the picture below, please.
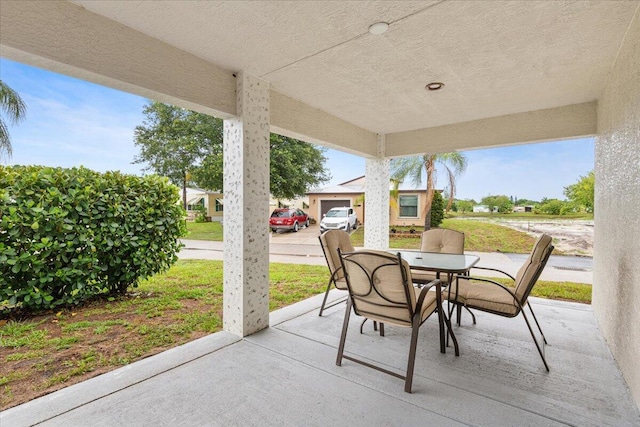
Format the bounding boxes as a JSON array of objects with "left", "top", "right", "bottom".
[
  {"left": 473, "top": 218, "right": 594, "bottom": 256},
  {"left": 0, "top": 297, "right": 221, "bottom": 410}
]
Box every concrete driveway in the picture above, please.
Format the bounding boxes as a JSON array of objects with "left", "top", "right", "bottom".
[{"left": 269, "top": 222, "right": 324, "bottom": 245}]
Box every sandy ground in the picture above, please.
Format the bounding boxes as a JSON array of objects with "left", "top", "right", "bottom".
[{"left": 473, "top": 218, "right": 594, "bottom": 256}]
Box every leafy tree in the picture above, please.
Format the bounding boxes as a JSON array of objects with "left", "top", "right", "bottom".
[
  {"left": 537, "top": 198, "right": 565, "bottom": 215},
  {"left": 134, "top": 102, "right": 330, "bottom": 207},
  {"left": 268, "top": 134, "right": 330, "bottom": 200},
  {"left": 391, "top": 152, "right": 467, "bottom": 230},
  {"left": 481, "top": 195, "right": 513, "bottom": 213},
  {"left": 133, "top": 102, "right": 218, "bottom": 208},
  {"left": 455, "top": 199, "right": 475, "bottom": 213},
  {"left": 515, "top": 198, "right": 539, "bottom": 206},
  {"left": 564, "top": 170, "right": 594, "bottom": 212},
  {"left": 0, "top": 80, "right": 27, "bottom": 160},
  {"left": 559, "top": 201, "right": 579, "bottom": 215}
]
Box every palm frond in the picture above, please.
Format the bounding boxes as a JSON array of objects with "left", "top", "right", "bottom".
[{"left": 0, "top": 80, "right": 27, "bottom": 124}]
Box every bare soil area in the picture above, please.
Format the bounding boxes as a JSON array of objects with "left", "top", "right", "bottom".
[{"left": 475, "top": 218, "right": 594, "bottom": 256}]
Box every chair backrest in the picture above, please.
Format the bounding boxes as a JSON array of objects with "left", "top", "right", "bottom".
[
  {"left": 514, "top": 234, "right": 554, "bottom": 303},
  {"left": 319, "top": 230, "right": 355, "bottom": 281},
  {"left": 420, "top": 228, "right": 465, "bottom": 254},
  {"left": 339, "top": 250, "right": 415, "bottom": 326}
]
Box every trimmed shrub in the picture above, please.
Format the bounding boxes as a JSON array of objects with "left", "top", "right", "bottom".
[
  {"left": 430, "top": 191, "right": 445, "bottom": 228},
  {"left": 0, "top": 166, "right": 186, "bottom": 312}
]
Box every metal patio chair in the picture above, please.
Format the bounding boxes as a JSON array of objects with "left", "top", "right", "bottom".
[
  {"left": 336, "top": 249, "right": 442, "bottom": 393},
  {"left": 411, "top": 228, "right": 465, "bottom": 285},
  {"left": 318, "top": 230, "right": 355, "bottom": 316},
  {"left": 443, "top": 234, "right": 554, "bottom": 370}
]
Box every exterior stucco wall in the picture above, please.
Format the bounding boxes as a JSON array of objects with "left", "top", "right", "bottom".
[
  {"left": 389, "top": 191, "right": 429, "bottom": 227},
  {"left": 594, "top": 8, "right": 640, "bottom": 409},
  {"left": 205, "top": 194, "right": 224, "bottom": 220}
]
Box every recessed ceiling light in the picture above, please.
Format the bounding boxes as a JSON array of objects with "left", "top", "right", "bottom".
[
  {"left": 426, "top": 82, "right": 445, "bottom": 91},
  {"left": 368, "top": 22, "right": 389, "bottom": 35}
]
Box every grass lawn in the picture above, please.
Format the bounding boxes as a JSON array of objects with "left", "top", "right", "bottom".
[
  {"left": 184, "top": 221, "right": 223, "bottom": 241},
  {"left": 486, "top": 278, "right": 591, "bottom": 304},
  {"left": 449, "top": 212, "right": 594, "bottom": 221},
  {"left": 350, "top": 219, "right": 545, "bottom": 254},
  {"left": 0, "top": 260, "right": 328, "bottom": 410}
]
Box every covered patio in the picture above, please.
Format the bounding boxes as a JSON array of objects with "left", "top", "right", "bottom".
[
  {"left": 1, "top": 0, "right": 639, "bottom": 422},
  {"left": 2, "top": 294, "right": 638, "bottom": 426}
]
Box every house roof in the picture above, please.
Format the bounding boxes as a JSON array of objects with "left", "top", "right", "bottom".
[
  {"left": 308, "top": 176, "right": 430, "bottom": 195},
  {"left": 339, "top": 176, "right": 365, "bottom": 187},
  {"left": 186, "top": 187, "right": 220, "bottom": 195},
  {"left": 307, "top": 184, "right": 364, "bottom": 195}
]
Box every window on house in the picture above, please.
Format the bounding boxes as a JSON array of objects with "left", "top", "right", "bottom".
[
  {"left": 399, "top": 195, "right": 418, "bottom": 218},
  {"left": 215, "top": 199, "right": 224, "bottom": 212},
  {"left": 187, "top": 197, "right": 205, "bottom": 211}
]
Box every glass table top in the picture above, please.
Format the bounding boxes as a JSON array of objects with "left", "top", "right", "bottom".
[{"left": 392, "top": 250, "right": 480, "bottom": 273}]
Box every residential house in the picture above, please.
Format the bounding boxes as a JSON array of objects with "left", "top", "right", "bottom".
[
  {"left": 307, "top": 176, "right": 365, "bottom": 224},
  {"left": 268, "top": 195, "right": 310, "bottom": 214},
  {"left": 473, "top": 205, "right": 491, "bottom": 213},
  {"left": 185, "top": 187, "right": 224, "bottom": 222},
  {"left": 308, "top": 176, "right": 432, "bottom": 227}
]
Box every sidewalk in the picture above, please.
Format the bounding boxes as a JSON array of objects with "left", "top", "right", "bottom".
[{"left": 179, "top": 238, "right": 593, "bottom": 284}]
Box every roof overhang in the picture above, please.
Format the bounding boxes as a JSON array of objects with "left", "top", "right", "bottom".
[{"left": 1, "top": 1, "right": 637, "bottom": 157}]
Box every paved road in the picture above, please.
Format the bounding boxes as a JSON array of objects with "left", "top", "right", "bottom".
[{"left": 179, "top": 224, "right": 593, "bottom": 284}]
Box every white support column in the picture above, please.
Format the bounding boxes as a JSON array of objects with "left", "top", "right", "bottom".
[
  {"left": 364, "top": 135, "right": 390, "bottom": 250},
  {"left": 223, "top": 72, "right": 270, "bottom": 337}
]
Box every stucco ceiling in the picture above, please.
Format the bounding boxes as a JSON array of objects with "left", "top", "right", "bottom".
[{"left": 71, "top": 0, "right": 638, "bottom": 135}]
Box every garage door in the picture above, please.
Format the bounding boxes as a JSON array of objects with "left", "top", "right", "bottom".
[{"left": 320, "top": 200, "right": 351, "bottom": 217}]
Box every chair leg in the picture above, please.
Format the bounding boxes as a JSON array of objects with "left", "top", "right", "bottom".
[
  {"left": 465, "top": 306, "right": 477, "bottom": 325},
  {"left": 404, "top": 317, "right": 421, "bottom": 393},
  {"left": 318, "top": 278, "right": 334, "bottom": 317},
  {"left": 520, "top": 308, "right": 549, "bottom": 371},
  {"left": 527, "top": 302, "right": 547, "bottom": 344},
  {"left": 336, "top": 299, "right": 352, "bottom": 366},
  {"left": 456, "top": 303, "right": 462, "bottom": 326},
  {"left": 360, "top": 319, "right": 368, "bottom": 334},
  {"left": 359, "top": 319, "right": 384, "bottom": 336}
]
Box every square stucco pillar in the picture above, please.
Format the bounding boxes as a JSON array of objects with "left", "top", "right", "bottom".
[
  {"left": 594, "top": 8, "right": 640, "bottom": 409},
  {"left": 364, "top": 135, "right": 390, "bottom": 250},
  {"left": 223, "top": 72, "right": 270, "bottom": 337}
]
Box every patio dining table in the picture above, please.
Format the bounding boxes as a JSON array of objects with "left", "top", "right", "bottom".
[{"left": 392, "top": 250, "right": 481, "bottom": 356}]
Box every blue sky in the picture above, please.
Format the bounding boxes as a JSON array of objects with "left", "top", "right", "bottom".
[{"left": 1, "top": 58, "right": 594, "bottom": 202}]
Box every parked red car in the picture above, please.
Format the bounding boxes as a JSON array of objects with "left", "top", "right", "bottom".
[{"left": 269, "top": 208, "right": 309, "bottom": 232}]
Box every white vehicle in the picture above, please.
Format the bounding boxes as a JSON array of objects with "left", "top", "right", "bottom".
[{"left": 320, "top": 207, "right": 357, "bottom": 233}]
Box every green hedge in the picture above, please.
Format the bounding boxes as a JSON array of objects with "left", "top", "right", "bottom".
[{"left": 0, "top": 166, "right": 186, "bottom": 312}]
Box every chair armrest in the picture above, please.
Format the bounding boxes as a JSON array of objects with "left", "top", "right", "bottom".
[
  {"left": 330, "top": 266, "right": 343, "bottom": 284},
  {"left": 416, "top": 279, "right": 441, "bottom": 309},
  {"left": 450, "top": 275, "right": 523, "bottom": 309},
  {"left": 470, "top": 266, "right": 516, "bottom": 281}
]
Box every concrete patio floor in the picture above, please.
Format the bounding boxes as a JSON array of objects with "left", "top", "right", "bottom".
[{"left": 2, "top": 292, "right": 638, "bottom": 427}]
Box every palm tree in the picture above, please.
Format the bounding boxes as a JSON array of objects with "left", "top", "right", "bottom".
[
  {"left": 0, "top": 80, "right": 27, "bottom": 160},
  {"left": 390, "top": 152, "right": 467, "bottom": 230}
]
